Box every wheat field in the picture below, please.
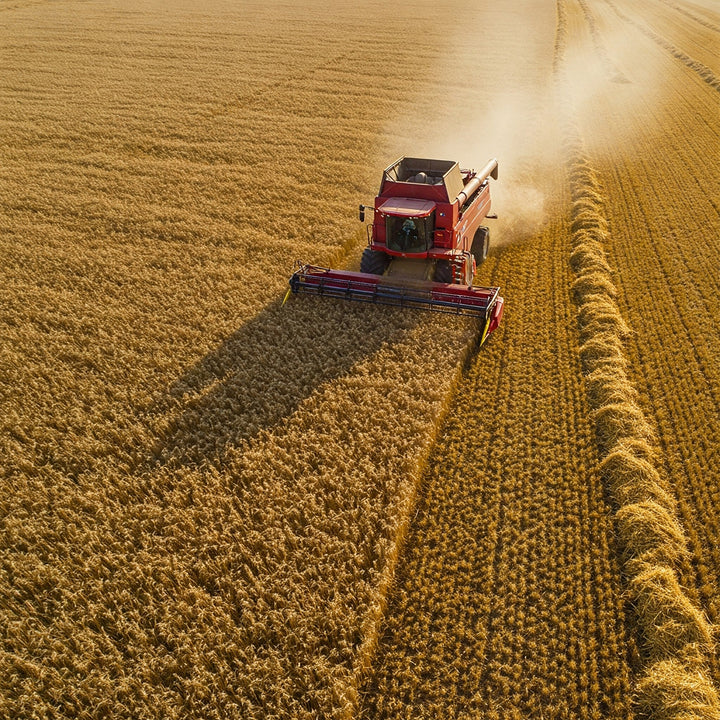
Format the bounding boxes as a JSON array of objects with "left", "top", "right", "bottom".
[{"left": 1, "top": 0, "right": 719, "bottom": 718}]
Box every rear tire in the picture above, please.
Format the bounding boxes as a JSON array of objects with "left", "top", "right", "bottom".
[
  {"left": 434, "top": 260, "right": 454, "bottom": 284},
  {"left": 360, "top": 248, "right": 389, "bottom": 275},
  {"left": 471, "top": 226, "right": 490, "bottom": 265}
]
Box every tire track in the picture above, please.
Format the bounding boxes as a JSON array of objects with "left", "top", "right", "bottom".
[{"left": 576, "top": 0, "right": 630, "bottom": 82}]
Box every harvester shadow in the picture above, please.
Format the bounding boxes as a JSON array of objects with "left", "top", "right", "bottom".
[{"left": 148, "top": 295, "right": 420, "bottom": 470}]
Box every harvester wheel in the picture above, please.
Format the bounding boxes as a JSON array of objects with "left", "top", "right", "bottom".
[
  {"left": 360, "top": 248, "right": 389, "bottom": 275},
  {"left": 434, "top": 260, "right": 454, "bottom": 284},
  {"left": 471, "top": 226, "right": 490, "bottom": 265}
]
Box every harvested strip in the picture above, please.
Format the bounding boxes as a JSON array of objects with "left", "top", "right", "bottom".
[
  {"left": 558, "top": 0, "right": 719, "bottom": 714},
  {"left": 658, "top": 0, "right": 720, "bottom": 34},
  {"left": 565, "top": 143, "right": 719, "bottom": 717},
  {"left": 359, "top": 179, "right": 634, "bottom": 718},
  {"left": 603, "top": 0, "right": 720, "bottom": 91}
]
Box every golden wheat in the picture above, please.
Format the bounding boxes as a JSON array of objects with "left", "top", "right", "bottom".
[
  {"left": 0, "top": 3, "right": 478, "bottom": 717},
  {"left": 2, "top": 0, "right": 720, "bottom": 717}
]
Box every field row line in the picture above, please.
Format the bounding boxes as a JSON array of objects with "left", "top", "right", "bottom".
[
  {"left": 603, "top": 0, "right": 720, "bottom": 92},
  {"left": 556, "top": 1, "right": 719, "bottom": 715},
  {"left": 658, "top": 0, "right": 720, "bottom": 35}
]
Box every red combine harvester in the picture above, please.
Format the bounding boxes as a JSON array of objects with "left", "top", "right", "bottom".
[{"left": 288, "top": 157, "right": 504, "bottom": 342}]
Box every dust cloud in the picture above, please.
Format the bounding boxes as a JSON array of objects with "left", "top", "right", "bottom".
[
  {"left": 411, "top": 86, "right": 558, "bottom": 247},
  {"left": 379, "top": 1, "right": 660, "bottom": 249},
  {"left": 382, "top": 36, "right": 559, "bottom": 247}
]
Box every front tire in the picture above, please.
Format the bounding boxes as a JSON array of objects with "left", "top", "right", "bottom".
[
  {"left": 434, "top": 260, "right": 454, "bottom": 284},
  {"left": 471, "top": 226, "right": 490, "bottom": 265},
  {"left": 360, "top": 248, "right": 389, "bottom": 275}
]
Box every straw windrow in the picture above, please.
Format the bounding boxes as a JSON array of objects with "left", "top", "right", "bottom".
[
  {"left": 565, "top": 132, "right": 719, "bottom": 719},
  {"left": 555, "top": 0, "right": 719, "bottom": 714}
]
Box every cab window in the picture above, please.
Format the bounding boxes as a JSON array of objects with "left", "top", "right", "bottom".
[{"left": 386, "top": 213, "right": 434, "bottom": 253}]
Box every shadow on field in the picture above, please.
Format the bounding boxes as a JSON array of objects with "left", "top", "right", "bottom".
[{"left": 148, "top": 294, "right": 419, "bottom": 469}]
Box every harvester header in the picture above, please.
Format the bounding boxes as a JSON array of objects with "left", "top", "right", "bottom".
[{"left": 288, "top": 156, "right": 504, "bottom": 342}]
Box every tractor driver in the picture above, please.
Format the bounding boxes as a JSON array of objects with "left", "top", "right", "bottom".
[{"left": 401, "top": 218, "right": 419, "bottom": 249}]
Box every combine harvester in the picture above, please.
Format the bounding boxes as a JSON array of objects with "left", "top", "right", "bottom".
[{"left": 288, "top": 157, "right": 504, "bottom": 343}]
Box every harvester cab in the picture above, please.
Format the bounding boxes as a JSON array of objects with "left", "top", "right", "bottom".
[{"left": 288, "top": 156, "right": 504, "bottom": 343}]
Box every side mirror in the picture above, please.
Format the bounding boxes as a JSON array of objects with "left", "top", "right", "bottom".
[{"left": 359, "top": 204, "right": 365, "bottom": 222}]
